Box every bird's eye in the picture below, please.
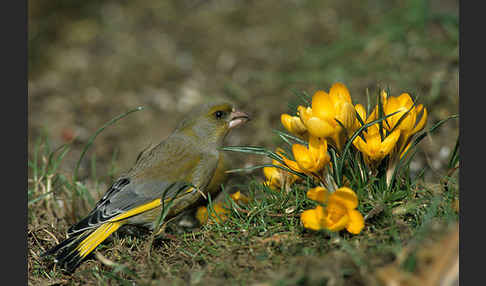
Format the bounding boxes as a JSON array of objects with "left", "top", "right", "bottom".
[{"left": 214, "top": 110, "right": 225, "bottom": 119}]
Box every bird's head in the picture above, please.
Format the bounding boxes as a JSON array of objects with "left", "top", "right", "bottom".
[{"left": 175, "top": 101, "right": 249, "bottom": 147}]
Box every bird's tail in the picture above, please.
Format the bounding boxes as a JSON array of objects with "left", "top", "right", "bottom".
[{"left": 42, "top": 221, "right": 124, "bottom": 273}]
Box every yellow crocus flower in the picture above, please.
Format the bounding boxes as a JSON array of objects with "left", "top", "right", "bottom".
[
  {"left": 353, "top": 102, "right": 401, "bottom": 167},
  {"left": 196, "top": 201, "right": 229, "bottom": 225},
  {"left": 301, "top": 186, "right": 364, "bottom": 234},
  {"left": 381, "top": 91, "right": 428, "bottom": 158},
  {"left": 291, "top": 136, "right": 330, "bottom": 174},
  {"left": 263, "top": 148, "right": 300, "bottom": 190},
  {"left": 298, "top": 83, "right": 356, "bottom": 151},
  {"left": 263, "top": 165, "right": 283, "bottom": 190},
  {"left": 229, "top": 190, "right": 250, "bottom": 205},
  {"left": 353, "top": 123, "right": 401, "bottom": 167},
  {"left": 196, "top": 191, "right": 250, "bottom": 225}
]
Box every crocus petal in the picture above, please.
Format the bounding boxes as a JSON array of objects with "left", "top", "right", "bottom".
[
  {"left": 297, "top": 105, "right": 312, "bottom": 122},
  {"left": 308, "top": 136, "right": 326, "bottom": 157},
  {"left": 301, "top": 206, "right": 325, "bottom": 231},
  {"left": 263, "top": 180, "right": 276, "bottom": 189},
  {"left": 273, "top": 148, "right": 301, "bottom": 183},
  {"left": 306, "top": 186, "right": 329, "bottom": 204},
  {"left": 380, "top": 129, "right": 401, "bottom": 157},
  {"left": 281, "top": 113, "right": 307, "bottom": 135},
  {"left": 345, "top": 209, "right": 365, "bottom": 234},
  {"left": 355, "top": 104, "right": 367, "bottom": 126},
  {"left": 211, "top": 202, "right": 229, "bottom": 223},
  {"left": 230, "top": 191, "right": 249, "bottom": 205},
  {"left": 282, "top": 154, "right": 304, "bottom": 174},
  {"left": 311, "top": 90, "right": 334, "bottom": 119},
  {"left": 329, "top": 187, "right": 359, "bottom": 210},
  {"left": 213, "top": 202, "right": 229, "bottom": 215},
  {"left": 411, "top": 105, "right": 427, "bottom": 135},
  {"left": 384, "top": 93, "right": 416, "bottom": 131},
  {"left": 329, "top": 82, "right": 352, "bottom": 103},
  {"left": 336, "top": 101, "right": 357, "bottom": 132},
  {"left": 263, "top": 166, "right": 284, "bottom": 189},
  {"left": 281, "top": 114, "right": 295, "bottom": 133},
  {"left": 385, "top": 93, "right": 413, "bottom": 118},
  {"left": 397, "top": 107, "right": 417, "bottom": 131},
  {"left": 263, "top": 166, "right": 279, "bottom": 182},
  {"left": 396, "top": 93, "right": 414, "bottom": 109},
  {"left": 292, "top": 143, "right": 313, "bottom": 170},
  {"left": 308, "top": 136, "right": 329, "bottom": 169},
  {"left": 380, "top": 90, "right": 388, "bottom": 107},
  {"left": 276, "top": 148, "right": 299, "bottom": 171},
  {"left": 304, "top": 117, "right": 336, "bottom": 138},
  {"left": 316, "top": 150, "right": 330, "bottom": 170},
  {"left": 196, "top": 206, "right": 209, "bottom": 224},
  {"left": 352, "top": 135, "right": 367, "bottom": 154},
  {"left": 367, "top": 136, "right": 384, "bottom": 160}
]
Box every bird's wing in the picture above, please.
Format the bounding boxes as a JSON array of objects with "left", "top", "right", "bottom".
[
  {"left": 68, "top": 136, "right": 216, "bottom": 235},
  {"left": 67, "top": 178, "right": 193, "bottom": 235}
]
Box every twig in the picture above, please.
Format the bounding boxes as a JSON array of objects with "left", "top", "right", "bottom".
[
  {"left": 364, "top": 204, "right": 384, "bottom": 221},
  {"left": 43, "top": 228, "right": 60, "bottom": 245}
]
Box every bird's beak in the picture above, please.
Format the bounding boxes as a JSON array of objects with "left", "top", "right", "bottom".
[{"left": 228, "top": 110, "right": 250, "bottom": 129}]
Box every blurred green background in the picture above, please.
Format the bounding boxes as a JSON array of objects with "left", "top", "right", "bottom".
[{"left": 28, "top": 0, "right": 458, "bottom": 183}]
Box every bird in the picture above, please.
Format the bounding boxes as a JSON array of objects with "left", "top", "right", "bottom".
[{"left": 42, "top": 101, "right": 249, "bottom": 273}]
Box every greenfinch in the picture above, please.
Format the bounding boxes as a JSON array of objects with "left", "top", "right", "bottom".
[{"left": 43, "top": 101, "right": 249, "bottom": 272}]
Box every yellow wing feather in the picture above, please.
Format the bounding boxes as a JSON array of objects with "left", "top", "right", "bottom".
[
  {"left": 76, "top": 221, "right": 124, "bottom": 258},
  {"left": 109, "top": 187, "right": 195, "bottom": 222}
]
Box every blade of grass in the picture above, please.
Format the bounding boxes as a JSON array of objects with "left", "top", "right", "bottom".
[
  {"left": 447, "top": 135, "right": 459, "bottom": 169},
  {"left": 153, "top": 182, "right": 194, "bottom": 234},
  {"left": 73, "top": 106, "right": 144, "bottom": 182},
  {"left": 272, "top": 129, "right": 308, "bottom": 145},
  {"left": 76, "top": 181, "right": 96, "bottom": 208},
  {"left": 31, "top": 136, "right": 42, "bottom": 189},
  {"left": 329, "top": 148, "right": 341, "bottom": 187},
  {"left": 378, "top": 89, "right": 385, "bottom": 141},
  {"left": 226, "top": 163, "right": 307, "bottom": 180},
  {"left": 47, "top": 144, "right": 71, "bottom": 175},
  {"left": 222, "top": 146, "right": 288, "bottom": 166},
  {"left": 290, "top": 88, "right": 311, "bottom": 106},
  {"left": 28, "top": 191, "right": 55, "bottom": 205},
  {"left": 221, "top": 146, "right": 270, "bottom": 156}
]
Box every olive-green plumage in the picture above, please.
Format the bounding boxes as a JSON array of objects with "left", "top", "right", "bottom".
[{"left": 43, "top": 101, "right": 249, "bottom": 272}]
